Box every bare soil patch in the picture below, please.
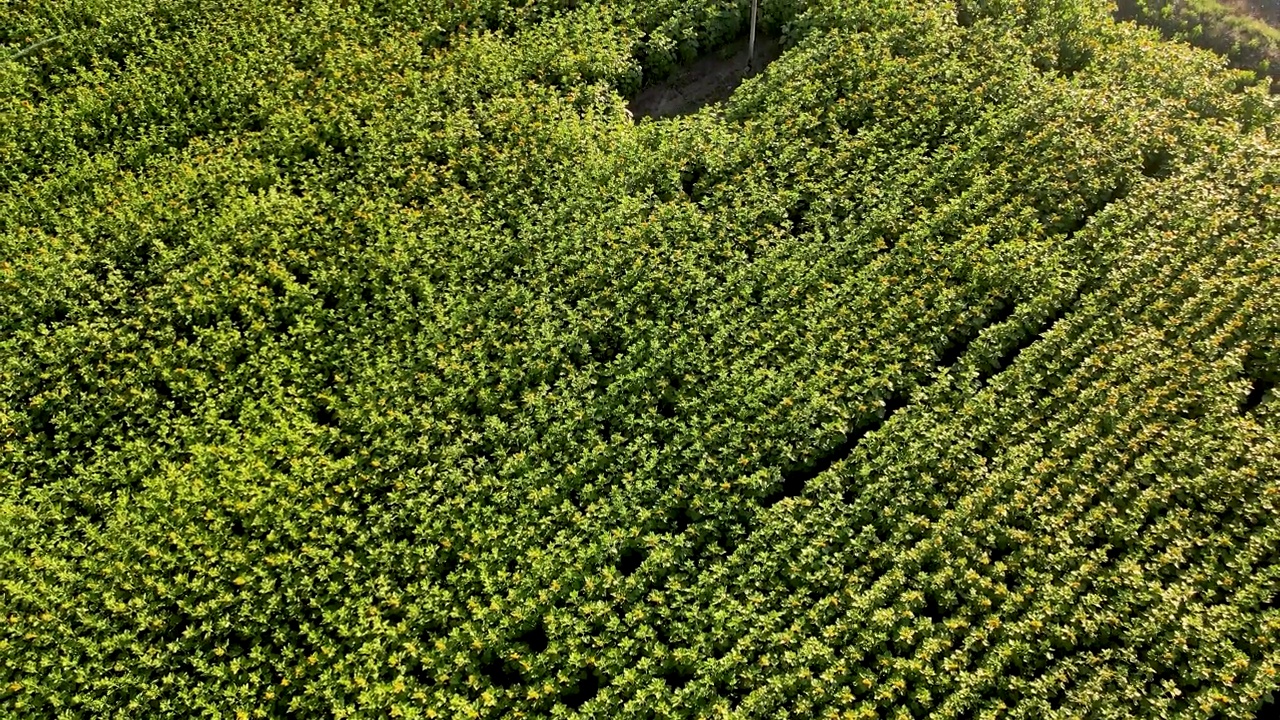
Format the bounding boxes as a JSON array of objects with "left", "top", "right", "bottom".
[
  {"left": 1226, "top": 0, "right": 1280, "bottom": 25},
  {"left": 629, "top": 35, "right": 782, "bottom": 120}
]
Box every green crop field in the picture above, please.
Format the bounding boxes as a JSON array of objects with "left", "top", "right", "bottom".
[{"left": 2, "top": 0, "right": 1279, "bottom": 718}]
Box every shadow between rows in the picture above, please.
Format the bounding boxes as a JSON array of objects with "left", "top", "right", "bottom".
[{"left": 628, "top": 33, "right": 782, "bottom": 120}]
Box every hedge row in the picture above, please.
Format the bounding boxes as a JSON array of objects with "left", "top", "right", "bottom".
[
  {"left": 1115, "top": 0, "right": 1280, "bottom": 91},
  {"left": 2, "top": 0, "right": 1278, "bottom": 717}
]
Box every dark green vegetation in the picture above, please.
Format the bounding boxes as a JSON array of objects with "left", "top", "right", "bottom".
[
  {"left": 3, "top": 0, "right": 1280, "bottom": 718},
  {"left": 1117, "top": 0, "right": 1280, "bottom": 90}
]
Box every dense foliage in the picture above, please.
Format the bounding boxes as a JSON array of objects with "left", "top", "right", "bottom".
[
  {"left": 1116, "top": 0, "right": 1280, "bottom": 91},
  {"left": 2, "top": 0, "right": 1279, "bottom": 717}
]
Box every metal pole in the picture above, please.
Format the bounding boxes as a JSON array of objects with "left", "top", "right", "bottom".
[
  {"left": 748, "top": 0, "right": 758, "bottom": 72},
  {"left": 9, "top": 33, "right": 66, "bottom": 61}
]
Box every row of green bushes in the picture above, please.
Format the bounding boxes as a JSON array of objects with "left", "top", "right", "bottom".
[
  {"left": 2, "top": 0, "right": 1278, "bottom": 717},
  {"left": 1116, "top": 0, "right": 1280, "bottom": 90}
]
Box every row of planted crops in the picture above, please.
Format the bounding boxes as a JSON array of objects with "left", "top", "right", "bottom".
[{"left": 2, "top": 0, "right": 1279, "bottom": 717}]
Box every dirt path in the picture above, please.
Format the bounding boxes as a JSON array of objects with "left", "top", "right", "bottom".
[{"left": 628, "top": 35, "right": 782, "bottom": 120}]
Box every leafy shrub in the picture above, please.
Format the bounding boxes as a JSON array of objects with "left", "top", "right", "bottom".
[{"left": 2, "top": 0, "right": 1279, "bottom": 718}]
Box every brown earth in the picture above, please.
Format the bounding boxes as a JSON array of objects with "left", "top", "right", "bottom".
[
  {"left": 628, "top": 35, "right": 782, "bottom": 120},
  {"left": 1227, "top": 0, "right": 1279, "bottom": 25}
]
